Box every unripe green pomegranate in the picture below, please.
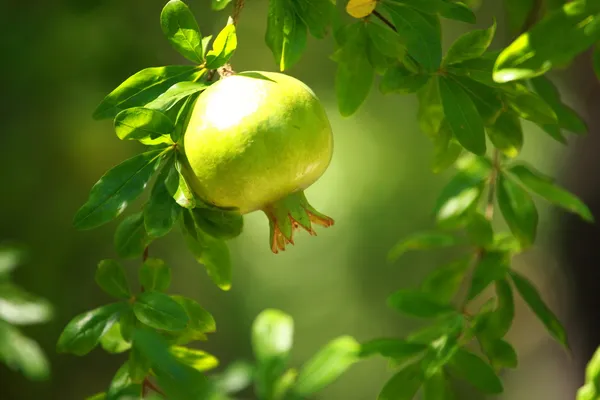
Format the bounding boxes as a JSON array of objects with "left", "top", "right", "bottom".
[{"left": 183, "top": 71, "right": 334, "bottom": 253}]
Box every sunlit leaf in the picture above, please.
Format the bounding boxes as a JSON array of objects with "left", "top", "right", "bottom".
[
  {"left": 161, "top": 0, "right": 204, "bottom": 63},
  {"left": 266, "top": 0, "right": 307, "bottom": 71},
  {"left": 444, "top": 22, "right": 496, "bottom": 65},
  {"left": 145, "top": 81, "right": 207, "bottom": 113},
  {"left": 0, "top": 322, "right": 50, "bottom": 380},
  {"left": 133, "top": 291, "right": 189, "bottom": 332},
  {"left": 205, "top": 22, "right": 238, "bottom": 69},
  {"left": 100, "top": 322, "right": 131, "bottom": 354},
  {"left": 170, "top": 345, "right": 219, "bottom": 372}
]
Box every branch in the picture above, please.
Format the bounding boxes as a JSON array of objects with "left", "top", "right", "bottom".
[
  {"left": 232, "top": 0, "right": 245, "bottom": 26},
  {"left": 372, "top": 10, "right": 397, "bottom": 33}
]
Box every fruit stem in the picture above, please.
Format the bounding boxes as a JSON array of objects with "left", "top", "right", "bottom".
[{"left": 263, "top": 191, "right": 334, "bottom": 253}]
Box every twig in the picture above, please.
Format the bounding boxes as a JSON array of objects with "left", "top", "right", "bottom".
[
  {"left": 143, "top": 377, "right": 166, "bottom": 397},
  {"left": 485, "top": 150, "right": 501, "bottom": 221},
  {"left": 372, "top": 10, "right": 397, "bottom": 33},
  {"left": 232, "top": 0, "right": 245, "bottom": 26}
]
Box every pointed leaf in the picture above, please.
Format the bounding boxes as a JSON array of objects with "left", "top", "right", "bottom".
[
  {"left": 388, "top": 289, "right": 455, "bottom": 318},
  {"left": 480, "top": 338, "right": 518, "bottom": 370},
  {"left": 145, "top": 159, "right": 182, "bottom": 238},
  {"left": 191, "top": 206, "right": 244, "bottom": 240},
  {"left": 366, "top": 20, "right": 405, "bottom": 60},
  {"left": 139, "top": 258, "right": 172, "bottom": 292},
  {"left": 421, "top": 257, "right": 471, "bottom": 303},
  {"left": 360, "top": 338, "right": 427, "bottom": 360},
  {"left": 74, "top": 150, "right": 164, "bottom": 230},
  {"left": 170, "top": 345, "right": 219, "bottom": 372},
  {"left": 468, "top": 251, "right": 510, "bottom": 301},
  {"left": 100, "top": 322, "right": 131, "bottom": 354},
  {"left": 145, "top": 81, "right": 208, "bottom": 113},
  {"left": 266, "top": 0, "right": 307, "bottom": 71},
  {"left": 380, "top": 64, "right": 430, "bottom": 94},
  {"left": 114, "top": 107, "right": 174, "bottom": 143},
  {"left": 497, "top": 173, "right": 538, "bottom": 247},
  {"left": 205, "top": 22, "right": 238, "bottom": 69},
  {"left": 388, "top": 231, "right": 460, "bottom": 262},
  {"left": 161, "top": 0, "right": 204, "bottom": 63},
  {"left": 292, "top": 0, "right": 332, "bottom": 39},
  {"left": 449, "top": 349, "right": 503, "bottom": 394},
  {"left": 510, "top": 270, "right": 569, "bottom": 348},
  {"left": 377, "top": 362, "right": 424, "bottom": 400},
  {"left": 444, "top": 22, "right": 496, "bottom": 65},
  {"left": 504, "top": 85, "right": 558, "bottom": 125},
  {"left": 133, "top": 291, "right": 189, "bottom": 332},
  {"left": 166, "top": 155, "right": 197, "bottom": 209},
  {"left": 438, "top": 0, "right": 476, "bottom": 24},
  {"left": 95, "top": 260, "right": 130, "bottom": 299},
  {"left": 57, "top": 303, "right": 127, "bottom": 356},
  {"left": 423, "top": 370, "right": 455, "bottom": 400},
  {"left": 93, "top": 66, "right": 203, "bottom": 120},
  {"left": 114, "top": 212, "right": 151, "bottom": 259},
  {"left": 508, "top": 164, "right": 593, "bottom": 222},
  {"left": 486, "top": 112, "right": 523, "bottom": 158}
]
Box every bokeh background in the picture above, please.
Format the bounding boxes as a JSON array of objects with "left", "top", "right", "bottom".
[{"left": 1, "top": 1, "right": 599, "bottom": 399}]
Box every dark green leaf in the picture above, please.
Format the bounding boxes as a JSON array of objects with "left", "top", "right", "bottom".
[
  {"left": 509, "top": 164, "right": 593, "bottom": 222},
  {"left": 95, "top": 260, "right": 130, "bottom": 299},
  {"left": 377, "top": 362, "right": 424, "bottom": 400},
  {"left": 494, "top": 2, "right": 600, "bottom": 82},
  {"left": 380, "top": 64, "right": 430, "bottom": 94},
  {"left": 145, "top": 81, "right": 207, "bottom": 113},
  {"left": 182, "top": 211, "right": 232, "bottom": 290},
  {"left": 420, "top": 329, "right": 461, "bottom": 378},
  {"left": 0, "top": 246, "right": 24, "bottom": 276},
  {"left": 504, "top": 84, "right": 558, "bottom": 125},
  {"left": 497, "top": 173, "right": 538, "bottom": 247},
  {"left": 438, "top": 0, "right": 476, "bottom": 24},
  {"left": 504, "top": 0, "right": 535, "bottom": 35},
  {"left": 114, "top": 107, "right": 174, "bottom": 143},
  {"left": 212, "top": 0, "right": 232, "bottom": 10},
  {"left": 480, "top": 338, "right": 518, "bottom": 369},
  {"left": 421, "top": 257, "right": 471, "bottom": 303},
  {"left": 73, "top": 150, "right": 164, "bottom": 230},
  {"left": 423, "top": 370, "right": 455, "bottom": 400},
  {"left": 448, "top": 348, "right": 503, "bottom": 394},
  {"left": 0, "top": 322, "right": 50, "bottom": 380},
  {"left": 431, "top": 120, "right": 462, "bottom": 173},
  {"left": 129, "top": 344, "right": 151, "bottom": 383},
  {"left": 477, "top": 279, "right": 515, "bottom": 339},
  {"left": 161, "top": 0, "right": 204, "bottom": 63},
  {"left": 172, "top": 296, "right": 216, "bottom": 334},
  {"left": 291, "top": 0, "right": 332, "bottom": 39},
  {"left": 388, "top": 289, "right": 455, "bottom": 318},
  {"left": 486, "top": 112, "right": 523, "bottom": 158},
  {"left": 451, "top": 75, "right": 503, "bottom": 125},
  {"left": 366, "top": 20, "right": 405, "bottom": 60},
  {"left": 439, "top": 76, "right": 486, "bottom": 154},
  {"left": 444, "top": 22, "right": 496, "bottom": 65},
  {"left": 466, "top": 213, "right": 494, "bottom": 247},
  {"left": 388, "top": 231, "right": 460, "bottom": 262},
  {"left": 0, "top": 283, "right": 53, "bottom": 325},
  {"left": 266, "top": 0, "right": 307, "bottom": 71},
  {"left": 139, "top": 258, "right": 171, "bottom": 292},
  {"left": 86, "top": 393, "right": 106, "bottom": 400},
  {"left": 145, "top": 159, "right": 182, "bottom": 238},
  {"left": 170, "top": 345, "right": 219, "bottom": 372},
  {"left": 384, "top": 3, "right": 442, "bottom": 71},
  {"left": 100, "top": 322, "right": 131, "bottom": 354},
  {"left": 114, "top": 212, "right": 151, "bottom": 259},
  {"left": 133, "top": 291, "right": 189, "bottom": 331},
  {"left": 205, "top": 23, "right": 238, "bottom": 69},
  {"left": 292, "top": 336, "right": 360, "bottom": 397},
  {"left": 417, "top": 77, "right": 444, "bottom": 136},
  {"left": 360, "top": 338, "right": 427, "bottom": 360},
  {"left": 57, "top": 303, "right": 127, "bottom": 355},
  {"left": 510, "top": 270, "right": 569, "bottom": 348},
  {"left": 407, "top": 314, "right": 465, "bottom": 344},
  {"left": 468, "top": 251, "right": 509, "bottom": 301},
  {"left": 447, "top": 53, "right": 499, "bottom": 86},
  {"left": 93, "top": 66, "right": 203, "bottom": 120},
  {"left": 191, "top": 206, "right": 243, "bottom": 240},
  {"left": 529, "top": 76, "right": 587, "bottom": 134},
  {"left": 106, "top": 362, "right": 132, "bottom": 399},
  {"left": 335, "top": 23, "right": 374, "bottom": 116},
  {"left": 119, "top": 309, "right": 136, "bottom": 343}
]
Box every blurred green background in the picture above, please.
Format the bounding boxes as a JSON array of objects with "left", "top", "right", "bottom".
[{"left": 0, "top": 1, "right": 591, "bottom": 399}]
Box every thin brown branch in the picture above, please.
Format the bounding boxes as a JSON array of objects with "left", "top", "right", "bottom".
[
  {"left": 485, "top": 149, "right": 501, "bottom": 221},
  {"left": 143, "top": 377, "right": 165, "bottom": 397},
  {"left": 372, "top": 10, "right": 397, "bottom": 33},
  {"left": 232, "top": 0, "right": 245, "bottom": 26}
]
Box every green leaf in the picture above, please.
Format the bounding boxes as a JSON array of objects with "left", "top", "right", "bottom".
[
  {"left": 0, "top": 246, "right": 24, "bottom": 276},
  {"left": 480, "top": 338, "right": 518, "bottom": 370},
  {"left": 388, "top": 231, "right": 460, "bottom": 262},
  {"left": 468, "top": 251, "right": 510, "bottom": 301},
  {"left": 504, "top": 0, "right": 535, "bottom": 35},
  {"left": 214, "top": 361, "right": 254, "bottom": 394},
  {"left": 486, "top": 112, "right": 523, "bottom": 158},
  {"left": 0, "top": 283, "right": 53, "bottom": 325},
  {"left": 114, "top": 107, "right": 174, "bottom": 143},
  {"left": 388, "top": 289, "right": 456, "bottom": 318},
  {"left": 182, "top": 211, "right": 232, "bottom": 291},
  {"left": 145, "top": 81, "right": 207, "bottom": 113},
  {"left": 503, "top": 84, "right": 558, "bottom": 125},
  {"left": 439, "top": 76, "right": 486, "bottom": 154},
  {"left": 0, "top": 322, "right": 50, "bottom": 380},
  {"left": 366, "top": 20, "right": 405, "bottom": 60},
  {"left": 421, "top": 257, "right": 471, "bottom": 303},
  {"left": 431, "top": 120, "right": 462, "bottom": 173},
  {"left": 360, "top": 338, "right": 427, "bottom": 361},
  {"left": 497, "top": 173, "right": 538, "bottom": 247},
  {"left": 133, "top": 291, "right": 189, "bottom": 331},
  {"left": 477, "top": 279, "right": 515, "bottom": 339},
  {"left": 377, "top": 362, "right": 424, "bottom": 400},
  {"left": 118, "top": 309, "right": 136, "bottom": 343},
  {"left": 170, "top": 345, "right": 219, "bottom": 372},
  {"left": 145, "top": 159, "right": 182, "bottom": 238},
  {"left": 449, "top": 348, "right": 503, "bottom": 394},
  {"left": 93, "top": 66, "right": 203, "bottom": 120},
  {"left": 510, "top": 270, "right": 569, "bottom": 348},
  {"left": 205, "top": 22, "right": 238, "bottom": 69},
  {"left": 529, "top": 76, "right": 587, "bottom": 134},
  {"left": 417, "top": 77, "right": 444, "bottom": 136},
  {"left": 335, "top": 23, "right": 374, "bottom": 116},
  {"left": 451, "top": 76, "right": 503, "bottom": 126},
  {"left": 266, "top": 0, "right": 307, "bottom": 71},
  {"left": 585, "top": 345, "right": 600, "bottom": 389},
  {"left": 95, "top": 260, "right": 130, "bottom": 299},
  {"left": 494, "top": 1, "right": 600, "bottom": 82},
  {"left": 577, "top": 383, "right": 598, "bottom": 400},
  {"left": 384, "top": 3, "right": 442, "bottom": 71},
  {"left": 423, "top": 371, "right": 455, "bottom": 400},
  {"left": 106, "top": 362, "right": 132, "bottom": 399},
  {"left": 508, "top": 164, "right": 593, "bottom": 222},
  {"left": 86, "top": 393, "right": 106, "bottom": 400},
  {"left": 444, "top": 22, "right": 496, "bottom": 65},
  {"left": 380, "top": 64, "right": 430, "bottom": 94},
  {"left": 291, "top": 0, "right": 332, "bottom": 39},
  {"left": 172, "top": 296, "right": 216, "bottom": 334},
  {"left": 139, "top": 258, "right": 172, "bottom": 292},
  {"left": 191, "top": 206, "right": 244, "bottom": 240},
  {"left": 421, "top": 330, "right": 461, "bottom": 378},
  {"left": 292, "top": 336, "right": 360, "bottom": 397},
  {"left": 171, "top": 92, "right": 199, "bottom": 143},
  {"left": 407, "top": 314, "right": 465, "bottom": 344},
  {"left": 129, "top": 344, "right": 151, "bottom": 383},
  {"left": 465, "top": 213, "right": 494, "bottom": 247},
  {"left": 73, "top": 150, "right": 164, "bottom": 230},
  {"left": 114, "top": 212, "right": 152, "bottom": 259},
  {"left": 100, "top": 322, "right": 131, "bottom": 354},
  {"left": 161, "top": 0, "right": 204, "bottom": 63},
  {"left": 438, "top": 0, "right": 476, "bottom": 24},
  {"left": 167, "top": 156, "right": 197, "bottom": 209},
  {"left": 57, "top": 302, "right": 127, "bottom": 356},
  {"left": 212, "top": 0, "right": 232, "bottom": 10}
]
